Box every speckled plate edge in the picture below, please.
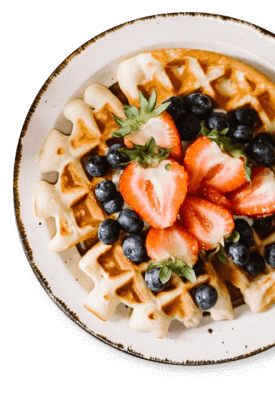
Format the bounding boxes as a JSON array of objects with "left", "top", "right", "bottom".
[{"left": 13, "top": 12, "right": 275, "bottom": 365}]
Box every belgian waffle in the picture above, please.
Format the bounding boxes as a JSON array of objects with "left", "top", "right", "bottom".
[
  {"left": 215, "top": 218, "right": 275, "bottom": 313},
  {"left": 79, "top": 239, "right": 233, "bottom": 337},
  {"left": 34, "top": 48, "right": 275, "bottom": 338},
  {"left": 34, "top": 84, "right": 125, "bottom": 251}
]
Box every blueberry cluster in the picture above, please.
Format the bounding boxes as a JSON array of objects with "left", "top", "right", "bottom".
[
  {"left": 227, "top": 218, "right": 275, "bottom": 275},
  {"left": 165, "top": 93, "right": 275, "bottom": 166},
  {"left": 98, "top": 209, "right": 147, "bottom": 263}
]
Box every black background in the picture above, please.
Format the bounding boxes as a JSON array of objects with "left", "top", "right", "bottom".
[{"left": 14, "top": 10, "right": 275, "bottom": 382}]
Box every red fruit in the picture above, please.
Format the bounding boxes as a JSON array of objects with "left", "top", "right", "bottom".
[
  {"left": 119, "top": 159, "right": 188, "bottom": 229},
  {"left": 145, "top": 220, "right": 198, "bottom": 267},
  {"left": 183, "top": 136, "right": 247, "bottom": 194},
  {"left": 197, "top": 185, "right": 231, "bottom": 210},
  {"left": 228, "top": 167, "right": 275, "bottom": 216},
  {"left": 124, "top": 112, "right": 183, "bottom": 162},
  {"left": 179, "top": 195, "right": 235, "bottom": 250}
]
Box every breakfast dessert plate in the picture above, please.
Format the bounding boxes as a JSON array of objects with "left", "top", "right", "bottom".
[{"left": 14, "top": 13, "right": 275, "bottom": 365}]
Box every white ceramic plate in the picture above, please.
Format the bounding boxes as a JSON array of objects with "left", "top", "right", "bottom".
[{"left": 14, "top": 13, "right": 275, "bottom": 365}]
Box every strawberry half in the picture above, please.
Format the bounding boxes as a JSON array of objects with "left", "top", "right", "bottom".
[
  {"left": 124, "top": 111, "right": 183, "bottom": 162},
  {"left": 145, "top": 220, "right": 199, "bottom": 267},
  {"left": 118, "top": 138, "right": 188, "bottom": 229},
  {"left": 183, "top": 135, "right": 248, "bottom": 194},
  {"left": 112, "top": 90, "right": 183, "bottom": 162},
  {"left": 197, "top": 185, "right": 231, "bottom": 210},
  {"left": 179, "top": 195, "right": 235, "bottom": 250},
  {"left": 228, "top": 167, "right": 275, "bottom": 216}
]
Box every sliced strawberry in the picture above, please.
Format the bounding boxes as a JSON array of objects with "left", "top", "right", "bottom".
[
  {"left": 197, "top": 185, "right": 231, "bottom": 210},
  {"left": 183, "top": 136, "right": 247, "bottom": 194},
  {"left": 119, "top": 159, "right": 188, "bottom": 229},
  {"left": 228, "top": 167, "right": 275, "bottom": 216},
  {"left": 179, "top": 195, "right": 235, "bottom": 250},
  {"left": 124, "top": 111, "right": 183, "bottom": 162},
  {"left": 145, "top": 220, "right": 198, "bottom": 267}
]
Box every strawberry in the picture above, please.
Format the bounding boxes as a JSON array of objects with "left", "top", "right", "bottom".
[
  {"left": 119, "top": 138, "right": 188, "bottom": 229},
  {"left": 145, "top": 220, "right": 198, "bottom": 267},
  {"left": 183, "top": 128, "right": 250, "bottom": 194},
  {"left": 197, "top": 185, "right": 231, "bottom": 210},
  {"left": 112, "top": 91, "right": 183, "bottom": 162},
  {"left": 179, "top": 195, "right": 235, "bottom": 250},
  {"left": 228, "top": 167, "right": 275, "bottom": 216}
]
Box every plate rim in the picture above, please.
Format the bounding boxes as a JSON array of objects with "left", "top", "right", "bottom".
[{"left": 13, "top": 11, "right": 275, "bottom": 366}]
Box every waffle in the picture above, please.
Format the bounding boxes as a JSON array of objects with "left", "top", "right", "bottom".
[
  {"left": 34, "top": 84, "right": 125, "bottom": 251},
  {"left": 34, "top": 48, "right": 275, "bottom": 338},
  {"left": 79, "top": 238, "right": 233, "bottom": 337},
  {"left": 117, "top": 48, "right": 275, "bottom": 133},
  {"left": 214, "top": 218, "right": 275, "bottom": 313}
]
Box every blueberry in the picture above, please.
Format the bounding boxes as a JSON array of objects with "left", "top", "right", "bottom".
[
  {"left": 253, "top": 216, "right": 273, "bottom": 233},
  {"left": 246, "top": 140, "right": 275, "bottom": 166},
  {"left": 234, "top": 219, "right": 254, "bottom": 247},
  {"left": 103, "top": 192, "right": 124, "bottom": 214},
  {"left": 193, "top": 256, "right": 204, "bottom": 276},
  {"left": 231, "top": 107, "right": 258, "bottom": 127},
  {"left": 165, "top": 96, "right": 186, "bottom": 123},
  {"left": 231, "top": 125, "right": 252, "bottom": 144},
  {"left": 254, "top": 132, "right": 275, "bottom": 148},
  {"left": 145, "top": 267, "right": 166, "bottom": 292},
  {"left": 95, "top": 180, "right": 116, "bottom": 202},
  {"left": 194, "top": 284, "right": 218, "bottom": 310},
  {"left": 98, "top": 219, "right": 120, "bottom": 244},
  {"left": 117, "top": 209, "right": 144, "bottom": 234},
  {"left": 185, "top": 93, "right": 213, "bottom": 118},
  {"left": 206, "top": 111, "right": 230, "bottom": 131},
  {"left": 122, "top": 235, "right": 148, "bottom": 263},
  {"left": 178, "top": 114, "right": 201, "bottom": 141},
  {"left": 243, "top": 252, "right": 266, "bottom": 276},
  {"left": 107, "top": 144, "right": 128, "bottom": 170},
  {"left": 85, "top": 155, "right": 109, "bottom": 177},
  {"left": 228, "top": 242, "right": 250, "bottom": 266},
  {"left": 265, "top": 244, "right": 275, "bottom": 267}
]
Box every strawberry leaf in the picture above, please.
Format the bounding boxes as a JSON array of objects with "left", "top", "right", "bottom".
[
  {"left": 146, "top": 257, "right": 197, "bottom": 285},
  {"left": 112, "top": 90, "right": 170, "bottom": 137}
]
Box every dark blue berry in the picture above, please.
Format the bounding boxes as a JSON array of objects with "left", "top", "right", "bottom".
[
  {"left": 253, "top": 216, "right": 273, "bottom": 233},
  {"left": 194, "top": 285, "right": 218, "bottom": 310},
  {"left": 193, "top": 256, "right": 204, "bottom": 276},
  {"left": 165, "top": 96, "right": 186, "bottom": 123},
  {"left": 231, "top": 107, "right": 258, "bottom": 127},
  {"left": 145, "top": 267, "right": 166, "bottom": 292},
  {"left": 178, "top": 114, "right": 201, "bottom": 141},
  {"left": 246, "top": 140, "right": 275, "bottom": 166},
  {"left": 107, "top": 144, "right": 128, "bottom": 170},
  {"left": 228, "top": 242, "right": 250, "bottom": 266},
  {"left": 265, "top": 244, "right": 275, "bottom": 267},
  {"left": 95, "top": 180, "right": 116, "bottom": 202},
  {"left": 185, "top": 93, "right": 213, "bottom": 118},
  {"left": 122, "top": 235, "right": 147, "bottom": 263},
  {"left": 254, "top": 132, "right": 275, "bottom": 148},
  {"left": 98, "top": 219, "right": 120, "bottom": 244},
  {"left": 85, "top": 155, "right": 109, "bottom": 177},
  {"left": 206, "top": 111, "right": 230, "bottom": 131},
  {"left": 103, "top": 192, "right": 124, "bottom": 215},
  {"left": 117, "top": 209, "right": 144, "bottom": 234},
  {"left": 234, "top": 219, "right": 254, "bottom": 247},
  {"left": 231, "top": 125, "right": 252, "bottom": 144},
  {"left": 243, "top": 252, "right": 266, "bottom": 276}
]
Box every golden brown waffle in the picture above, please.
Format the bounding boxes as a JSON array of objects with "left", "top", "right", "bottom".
[
  {"left": 34, "top": 48, "right": 275, "bottom": 337},
  {"left": 117, "top": 48, "right": 275, "bottom": 133},
  {"left": 34, "top": 84, "right": 125, "bottom": 251},
  {"left": 79, "top": 241, "right": 234, "bottom": 337},
  {"left": 215, "top": 218, "right": 275, "bottom": 313}
]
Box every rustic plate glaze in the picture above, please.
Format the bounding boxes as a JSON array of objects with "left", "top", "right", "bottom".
[{"left": 14, "top": 13, "right": 275, "bottom": 365}]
